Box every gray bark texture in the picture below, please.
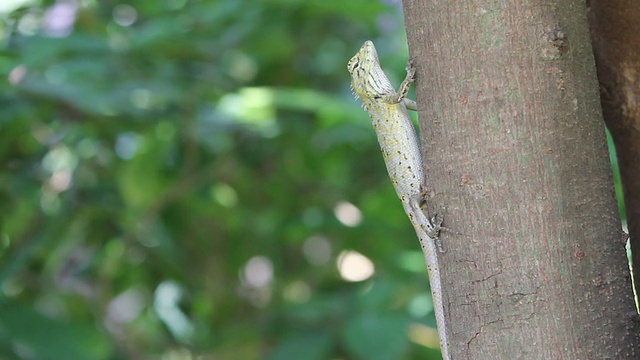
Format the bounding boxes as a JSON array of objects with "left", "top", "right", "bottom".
[{"left": 402, "top": 0, "right": 640, "bottom": 358}]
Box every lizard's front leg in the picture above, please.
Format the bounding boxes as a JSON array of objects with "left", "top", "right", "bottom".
[{"left": 384, "top": 59, "right": 417, "bottom": 105}]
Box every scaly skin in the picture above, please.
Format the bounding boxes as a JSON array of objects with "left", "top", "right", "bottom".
[{"left": 348, "top": 40, "right": 450, "bottom": 360}]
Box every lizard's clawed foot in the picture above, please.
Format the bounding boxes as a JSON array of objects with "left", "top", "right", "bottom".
[
  {"left": 422, "top": 206, "right": 461, "bottom": 253},
  {"left": 405, "top": 58, "right": 417, "bottom": 82}
]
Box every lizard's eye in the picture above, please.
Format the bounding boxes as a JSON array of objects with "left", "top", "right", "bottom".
[{"left": 348, "top": 59, "right": 359, "bottom": 72}]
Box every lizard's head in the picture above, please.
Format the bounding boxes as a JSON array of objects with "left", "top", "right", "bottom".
[
  {"left": 347, "top": 40, "right": 393, "bottom": 104},
  {"left": 348, "top": 40, "right": 379, "bottom": 74}
]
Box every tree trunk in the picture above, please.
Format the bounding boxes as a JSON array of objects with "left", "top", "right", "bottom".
[
  {"left": 588, "top": 0, "right": 640, "bottom": 301},
  {"left": 402, "top": 0, "right": 640, "bottom": 358}
]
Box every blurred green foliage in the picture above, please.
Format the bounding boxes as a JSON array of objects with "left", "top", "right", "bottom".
[
  {"left": 0, "top": 0, "right": 447, "bottom": 359},
  {"left": 0, "top": 0, "right": 628, "bottom": 359}
]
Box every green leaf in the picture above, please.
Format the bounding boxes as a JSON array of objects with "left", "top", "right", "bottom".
[
  {"left": 268, "top": 331, "right": 334, "bottom": 360},
  {"left": 0, "top": 302, "right": 113, "bottom": 360},
  {"left": 343, "top": 312, "right": 410, "bottom": 360}
]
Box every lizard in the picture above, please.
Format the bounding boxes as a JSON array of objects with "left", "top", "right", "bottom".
[{"left": 348, "top": 40, "right": 450, "bottom": 360}]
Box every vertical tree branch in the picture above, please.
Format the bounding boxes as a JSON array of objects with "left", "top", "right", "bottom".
[{"left": 402, "top": 0, "right": 640, "bottom": 358}]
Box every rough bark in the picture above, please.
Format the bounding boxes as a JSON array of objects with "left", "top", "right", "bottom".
[
  {"left": 402, "top": 0, "right": 640, "bottom": 358},
  {"left": 588, "top": 0, "right": 640, "bottom": 300}
]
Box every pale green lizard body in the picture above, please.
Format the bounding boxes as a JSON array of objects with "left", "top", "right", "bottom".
[{"left": 348, "top": 40, "right": 450, "bottom": 360}]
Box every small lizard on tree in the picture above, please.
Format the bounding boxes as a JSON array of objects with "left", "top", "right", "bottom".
[{"left": 348, "top": 40, "right": 450, "bottom": 360}]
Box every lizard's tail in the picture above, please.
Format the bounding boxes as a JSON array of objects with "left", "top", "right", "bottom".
[{"left": 403, "top": 203, "right": 451, "bottom": 360}]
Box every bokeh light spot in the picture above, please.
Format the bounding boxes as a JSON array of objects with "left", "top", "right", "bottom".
[
  {"left": 302, "top": 235, "right": 332, "bottom": 265},
  {"left": 337, "top": 250, "right": 375, "bottom": 282},
  {"left": 113, "top": 4, "right": 137, "bottom": 27},
  {"left": 243, "top": 256, "right": 273, "bottom": 288},
  {"left": 334, "top": 201, "right": 362, "bottom": 227}
]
